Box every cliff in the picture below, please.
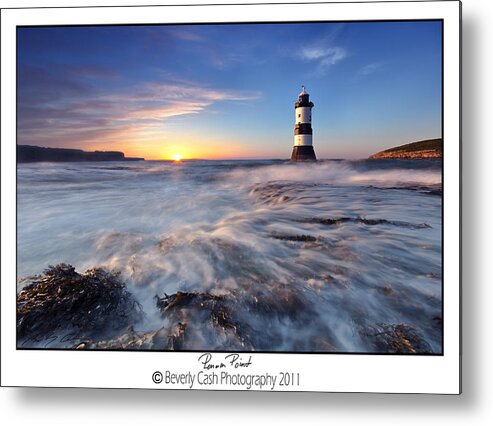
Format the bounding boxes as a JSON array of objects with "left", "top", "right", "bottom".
[
  {"left": 369, "top": 138, "right": 442, "bottom": 160},
  {"left": 17, "top": 145, "right": 144, "bottom": 163}
]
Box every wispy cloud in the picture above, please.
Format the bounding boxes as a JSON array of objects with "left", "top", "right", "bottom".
[
  {"left": 125, "top": 102, "right": 208, "bottom": 120},
  {"left": 300, "top": 46, "right": 347, "bottom": 72},
  {"left": 17, "top": 66, "right": 261, "bottom": 148},
  {"left": 291, "top": 24, "right": 347, "bottom": 75},
  {"left": 358, "top": 62, "right": 385, "bottom": 76},
  {"left": 206, "top": 48, "right": 254, "bottom": 70},
  {"left": 138, "top": 27, "right": 205, "bottom": 47},
  {"left": 132, "top": 82, "right": 261, "bottom": 102},
  {"left": 165, "top": 28, "right": 205, "bottom": 42},
  {"left": 297, "top": 45, "right": 347, "bottom": 76}
]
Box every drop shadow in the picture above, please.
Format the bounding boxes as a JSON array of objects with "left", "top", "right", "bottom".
[{"left": 8, "top": 5, "right": 479, "bottom": 414}]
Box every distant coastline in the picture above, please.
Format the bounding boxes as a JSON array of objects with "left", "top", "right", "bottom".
[
  {"left": 369, "top": 138, "right": 442, "bottom": 160},
  {"left": 17, "top": 145, "right": 145, "bottom": 163}
]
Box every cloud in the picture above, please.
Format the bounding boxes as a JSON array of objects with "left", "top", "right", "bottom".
[
  {"left": 165, "top": 28, "right": 205, "bottom": 42},
  {"left": 16, "top": 66, "right": 261, "bottom": 148},
  {"left": 142, "top": 27, "right": 205, "bottom": 44},
  {"left": 125, "top": 102, "right": 210, "bottom": 121},
  {"left": 358, "top": 62, "right": 384, "bottom": 76},
  {"left": 298, "top": 46, "right": 347, "bottom": 75},
  {"left": 292, "top": 24, "right": 347, "bottom": 75},
  {"left": 133, "top": 82, "right": 261, "bottom": 102}
]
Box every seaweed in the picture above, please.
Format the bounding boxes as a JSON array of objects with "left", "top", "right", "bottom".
[
  {"left": 76, "top": 286, "right": 333, "bottom": 351},
  {"left": 79, "top": 291, "right": 255, "bottom": 351},
  {"left": 17, "top": 263, "right": 143, "bottom": 344},
  {"left": 155, "top": 291, "right": 253, "bottom": 348}
]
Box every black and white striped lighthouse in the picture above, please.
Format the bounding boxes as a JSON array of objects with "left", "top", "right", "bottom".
[{"left": 291, "top": 85, "right": 317, "bottom": 161}]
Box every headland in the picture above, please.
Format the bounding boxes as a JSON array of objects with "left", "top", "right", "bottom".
[
  {"left": 369, "top": 138, "right": 442, "bottom": 160},
  {"left": 17, "top": 145, "right": 144, "bottom": 163}
]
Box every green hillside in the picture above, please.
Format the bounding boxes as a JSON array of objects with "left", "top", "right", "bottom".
[
  {"left": 379, "top": 138, "right": 442, "bottom": 154},
  {"left": 369, "top": 138, "right": 442, "bottom": 159}
]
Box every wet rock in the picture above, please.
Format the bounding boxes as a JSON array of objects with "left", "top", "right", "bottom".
[
  {"left": 250, "top": 183, "right": 293, "bottom": 205},
  {"left": 312, "top": 217, "right": 352, "bottom": 226},
  {"left": 78, "top": 284, "right": 341, "bottom": 352},
  {"left": 270, "top": 234, "right": 317, "bottom": 242},
  {"left": 80, "top": 291, "right": 254, "bottom": 351},
  {"left": 300, "top": 216, "right": 431, "bottom": 229},
  {"left": 356, "top": 218, "right": 431, "bottom": 228},
  {"left": 359, "top": 323, "right": 433, "bottom": 354},
  {"left": 368, "top": 184, "right": 442, "bottom": 197},
  {"left": 155, "top": 291, "right": 254, "bottom": 350},
  {"left": 17, "top": 264, "right": 142, "bottom": 345},
  {"left": 246, "top": 285, "right": 312, "bottom": 321},
  {"left": 432, "top": 315, "right": 443, "bottom": 328},
  {"left": 375, "top": 284, "right": 396, "bottom": 297},
  {"left": 319, "top": 274, "right": 349, "bottom": 289},
  {"left": 79, "top": 326, "right": 168, "bottom": 350},
  {"left": 243, "top": 284, "right": 342, "bottom": 351}
]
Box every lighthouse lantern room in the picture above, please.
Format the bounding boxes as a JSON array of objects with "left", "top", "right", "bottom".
[{"left": 291, "top": 85, "right": 317, "bottom": 161}]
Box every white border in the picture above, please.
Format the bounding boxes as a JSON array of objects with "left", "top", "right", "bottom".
[{"left": 0, "top": 1, "right": 461, "bottom": 393}]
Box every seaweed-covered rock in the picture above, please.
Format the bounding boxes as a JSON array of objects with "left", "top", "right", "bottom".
[
  {"left": 17, "top": 264, "right": 142, "bottom": 344},
  {"left": 156, "top": 291, "right": 254, "bottom": 350},
  {"left": 77, "top": 283, "right": 342, "bottom": 352},
  {"left": 78, "top": 291, "right": 253, "bottom": 351}
]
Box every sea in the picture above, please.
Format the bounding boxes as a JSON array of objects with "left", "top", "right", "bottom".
[{"left": 17, "top": 159, "right": 443, "bottom": 353}]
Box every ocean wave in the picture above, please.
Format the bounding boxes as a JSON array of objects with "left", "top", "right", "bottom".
[
  {"left": 17, "top": 159, "right": 443, "bottom": 353},
  {"left": 222, "top": 160, "right": 441, "bottom": 188}
]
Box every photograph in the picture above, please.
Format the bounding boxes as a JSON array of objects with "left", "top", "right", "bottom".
[{"left": 15, "top": 19, "right": 444, "bottom": 355}]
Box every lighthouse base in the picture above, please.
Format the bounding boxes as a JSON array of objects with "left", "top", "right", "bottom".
[{"left": 291, "top": 145, "right": 317, "bottom": 161}]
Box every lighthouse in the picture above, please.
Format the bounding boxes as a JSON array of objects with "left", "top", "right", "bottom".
[{"left": 291, "top": 85, "right": 317, "bottom": 161}]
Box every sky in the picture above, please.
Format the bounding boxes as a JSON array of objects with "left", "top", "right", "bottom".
[{"left": 17, "top": 21, "right": 442, "bottom": 160}]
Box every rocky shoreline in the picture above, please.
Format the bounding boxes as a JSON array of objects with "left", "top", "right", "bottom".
[
  {"left": 16, "top": 263, "right": 435, "bottom": 354},
  {"left": 369, "top": 149, "right": 442, "bottom": 159}
]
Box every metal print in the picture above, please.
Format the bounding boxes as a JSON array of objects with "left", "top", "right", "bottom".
[
  {"left": 15, "top": 20, "right": 443, "bottom": 354},
  {"left": 1, "top": 1, "right": 461, "bottom": 393}
]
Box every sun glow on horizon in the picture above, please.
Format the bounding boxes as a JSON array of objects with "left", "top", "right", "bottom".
[{"left": 99, "top": 135, "right": 278, "bottom": 161}]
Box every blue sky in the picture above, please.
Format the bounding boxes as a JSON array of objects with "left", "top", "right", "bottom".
[{"left": 17, "top": 21, "right": 442, "bottom": 159}]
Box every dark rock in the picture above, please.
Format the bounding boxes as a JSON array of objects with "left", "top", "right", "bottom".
[
  {"left": 270, "top": 234, "right": 317, "bottom": 242},
  {"left": 300, "top": 216, "right": 430, "bottom": 229},
  {"left": 305, "top": 217, "right": 352, "bottom": 226}
]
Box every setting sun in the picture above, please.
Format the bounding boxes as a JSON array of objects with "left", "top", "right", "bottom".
[{"left": 172, "top": 153, "right": 182, "bottom": 162}]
